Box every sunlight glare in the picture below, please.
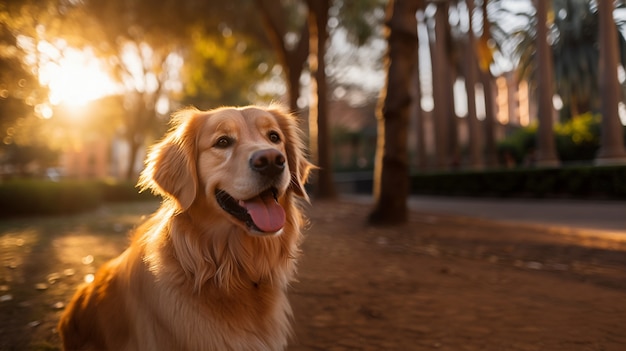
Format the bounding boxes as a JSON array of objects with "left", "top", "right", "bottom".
[
  {"left": 35, "top": 103, "right": 54, "bottom": 119},
  {"left": 84, "top": 274, "right": 95, "bottom": 284},
  {"left": 39, "top": 47, "right": 119, "bottom": 108}
]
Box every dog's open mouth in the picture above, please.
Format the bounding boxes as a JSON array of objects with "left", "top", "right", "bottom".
[{"left": 215, "top": 188, "right": 286, "bottom": 234}]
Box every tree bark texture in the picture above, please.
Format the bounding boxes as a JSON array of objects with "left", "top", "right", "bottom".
[
  {"left": 534, "top": 0, "right": 560, "bottom": 167},
  {"left": 481, "top": 69, "right": 498, "bottom": 168},
  {"left": 480, "top": 0, "right": 497, "bottom": 168},
  {"left": 431, "top": 2, "right": 451, "bottom": 170},
  {"left": 412, "top": 39, "right": 426, "bottom": 171},
  {"left": 465, "top": 0, "right": 483, "bottom": 170},
  {"left": 596, "top": 0, "right": 626, "bottom": 164},
  {"left": 307, "top": 0, "right": 336, "bottom": 198},
  {"left": 369, "top": 0, "right": 419, "bottom": 225}
]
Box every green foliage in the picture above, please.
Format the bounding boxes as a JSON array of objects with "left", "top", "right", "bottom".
[
  {"left": 0, "top": 180, "right": 157, "bottom": 217},
  {"left": 498, "top": 113, "right": 625, "bottom": 164},
  {"left": 182, "top": 28, "right": 276, "bottom": 108},
  {"left": 409, "top": 165, "right": 626, "bottom": 199},
  {"left": 97, "top": 180, "right": 158, "bottom": 203},
  {"left": 497, "top": 124, "right": 537, "bottom": 165},
  {"left": 341, "top": 165, "right": 626, "bottom": 199},
  {"left": 0, "top": 16, "right": 48, "bottom": 147},
  {"left": 0, "top": 144, "right": 59, "bottom": 176},
  {"left": 496, "top": 0, "right": 626, "bottom": 120},
  {"left": 0, "top": 180, "right": 101, "bottom": 216},
  {"left": 333, "top": 0, "right": 386, "bottom": 46},
  {"left": 554, "top": 112, "right": 601, "bottom": 161}
]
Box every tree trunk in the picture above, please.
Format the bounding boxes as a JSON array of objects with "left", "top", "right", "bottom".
[
  {"left": 447, "top": 59, "right": 460, "bottom": 169},
  {"left": 412, "top": 32, "right": 426, "bottom": 171},
  {"left": 480, "top": 0, "right": 497, "bottom": 168},
  {"left": 124, "top": 104, "right": 152, "bottom": 181},
  {"left": 444, "top": 13, "right": 460, "bottom": 170},
  {"left": 534, "top": 0, "right": 560, "bottom": 167},
  {"left": 307, "top": 0, "right": 336, "bottom": 198},
  {"left": 125, "top": 134, "right": 141, "bottom": 180},
  {"left": 256, "top": 0, "right": 309, "bottom": 113},
  {"left": 465, "top": 0, "right": 482, "bottom": 170},
  {"left": 431, "top": 2, "right": 451, "bottom": 170},
  {"left": 369, "top": 0, "right": 419, "bottom": 225},
  {"left": 481, "top": 70, "right": 498, "bottom": 168},
  {"left": 595, "top": 0, "right": 626, "bottom": 164}
]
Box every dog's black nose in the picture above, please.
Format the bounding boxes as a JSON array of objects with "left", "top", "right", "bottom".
[{"left": 250, "top": 149, "right": 286, "bottom": 177}]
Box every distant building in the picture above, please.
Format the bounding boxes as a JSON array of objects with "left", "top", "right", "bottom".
[
  {"left": 495, "top": 71, "right": 535, "bottom": 127},
  {"left": 59, "top": 136, "right": 145, "bottom": 180},
  {"left": 59, "top": 139, "right": 110, "bottom": 179}
]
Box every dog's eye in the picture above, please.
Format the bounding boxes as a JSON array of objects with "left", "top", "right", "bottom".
[
  {"left": 268, "top": 131, "right": 281, "bottom": 144},
  {"left": 214, "top": 136, "right": 234, "bottom": 148}
]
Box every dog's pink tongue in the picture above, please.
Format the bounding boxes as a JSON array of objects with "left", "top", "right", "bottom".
[{"left": 242, "top": 192, "right": 285, "bottom": 233}]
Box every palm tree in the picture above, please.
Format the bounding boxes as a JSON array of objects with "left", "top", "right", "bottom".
[
  {"left": 465, "top": 0, "right": 484, "bottom": 169},
  {"left": 369, "top": 0, "right": 420, "bottom": 224},
  {"left": 502, "top": 0, "right": 626, "bottom": 121},
  {"left": 477, "top": 0, "right": 498, "bottom": 168},
  {"left": 596, "top": 0, "right": 626, "bottom": 163},
  {"left": 534, "top": 0, "right": 560, "bottom": 166},
  {"left": 430, "top": 1, "right": 453, "bottom": 170},
  {"left": 413, "top": 6, "right": 427, "bottom": 171}
]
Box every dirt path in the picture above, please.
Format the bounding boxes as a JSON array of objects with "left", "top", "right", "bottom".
[
  {"left": 290, "top": 200, "right": 626, "bottom": 351},
  {"left": 1, "top": 200, "right": 625, "bottom": 350}
]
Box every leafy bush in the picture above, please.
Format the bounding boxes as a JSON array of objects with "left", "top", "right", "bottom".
[
  {"left": 554, "top": 112, "right": 601, "bottom": 162},
  {"left": 97, "top": 180, "right": 157, "bottom": 202},
  {"left": 497, "top": 113, "right": 626, "bottom": 165},
  {"left": 497, "top": 125, "right": 537, "bottom": 165},
  {"left": 409, "top": 165, "right": 626, "bottom": 199},
  {"left": 0, "top": 180, "right": 101, "bottom": 216},
  {"left": 0, "top": 180, "right": 157, "bottom": 217}
]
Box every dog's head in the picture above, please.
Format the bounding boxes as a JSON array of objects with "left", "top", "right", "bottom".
[{"left": 139, "top": 105, "right": 313, "bottom": 236}]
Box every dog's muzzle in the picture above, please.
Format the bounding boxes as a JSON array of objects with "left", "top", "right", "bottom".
[{"left": 215, "top": 148, "right": 287, "bottom": 235}]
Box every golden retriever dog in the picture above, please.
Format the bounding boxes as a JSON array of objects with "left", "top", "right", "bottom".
[{"left": 58, "top": 105, "right": 313, "bottom": 351}]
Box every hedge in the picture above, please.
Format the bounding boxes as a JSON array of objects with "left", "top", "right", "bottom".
[
  {"left": 409, "top": 165, "right": 626, "bottom": 199},
  {"left": 0, "top": 180, "right": 158, "bottom": 217},
  {"left": 336, "top": 165, "right": 626, "bottom": 200}
]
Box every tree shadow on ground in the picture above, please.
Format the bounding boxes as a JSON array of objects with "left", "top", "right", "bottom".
[{"left": 0, "top": 201, "right": 159, "bottom": 351}]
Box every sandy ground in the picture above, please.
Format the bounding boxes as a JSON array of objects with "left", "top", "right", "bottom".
[{"left": 1, "top": 199, "right": 625, "bottom": 350}]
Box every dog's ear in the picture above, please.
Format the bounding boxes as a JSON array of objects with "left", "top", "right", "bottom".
[
  {"left": 138, "top": 109, "right": 200, "bottom": 211},
  {"left": 291, "top": 153, "right": 315, "bottom": 201},
  {"left": 269, "top": 106, "right": 316, "bottom": 201}
]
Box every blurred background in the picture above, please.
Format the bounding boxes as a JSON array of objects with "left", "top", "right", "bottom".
[{"left": 1, "top": 0, "right": 625, "bottom": 219}]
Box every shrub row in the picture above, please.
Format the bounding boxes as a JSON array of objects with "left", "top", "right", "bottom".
[
  {"left": 0, "top": 180, "right": 158, "bottom": 217},
  {"left": 409, "top": 165, "right": 626, "bottom": 199},
  {"left": 497, "top": 113, "right": 626, "bottom": 165},
  {"left": 336, "top": 165, "right": 626, "bottom": 199}
]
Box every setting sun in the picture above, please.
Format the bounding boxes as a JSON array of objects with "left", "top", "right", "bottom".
[{"left": 38, "top": 47, "right": 119, "bottom": 108}]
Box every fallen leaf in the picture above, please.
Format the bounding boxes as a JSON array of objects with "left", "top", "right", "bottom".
[{"left": 27, "top": 321, "right": 41, "bottom": 328}]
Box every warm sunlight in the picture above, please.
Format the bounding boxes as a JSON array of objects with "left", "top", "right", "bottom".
[{"left": 38, "top": 47, "right": 119, "bottom": 108}]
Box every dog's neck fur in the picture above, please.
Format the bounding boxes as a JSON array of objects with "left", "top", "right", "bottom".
[{"left": 141, "top": 196, "right": 302, "bottom": 294}]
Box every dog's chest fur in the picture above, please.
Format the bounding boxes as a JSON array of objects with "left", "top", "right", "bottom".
[
  {"left": 104, "top": 254, "right": 288, "bottom": 350},
  {"left": 124, "top": 223, "right": 293, "bottom": 351}
]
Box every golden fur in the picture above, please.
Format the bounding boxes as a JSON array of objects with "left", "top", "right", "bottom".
[{"left": 58, "top": 105, "right": 313, "bottom": 351}]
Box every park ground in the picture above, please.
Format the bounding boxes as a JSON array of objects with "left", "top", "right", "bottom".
[{"left": 1, "top": 198, "right": 625, "bottom": 351}]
